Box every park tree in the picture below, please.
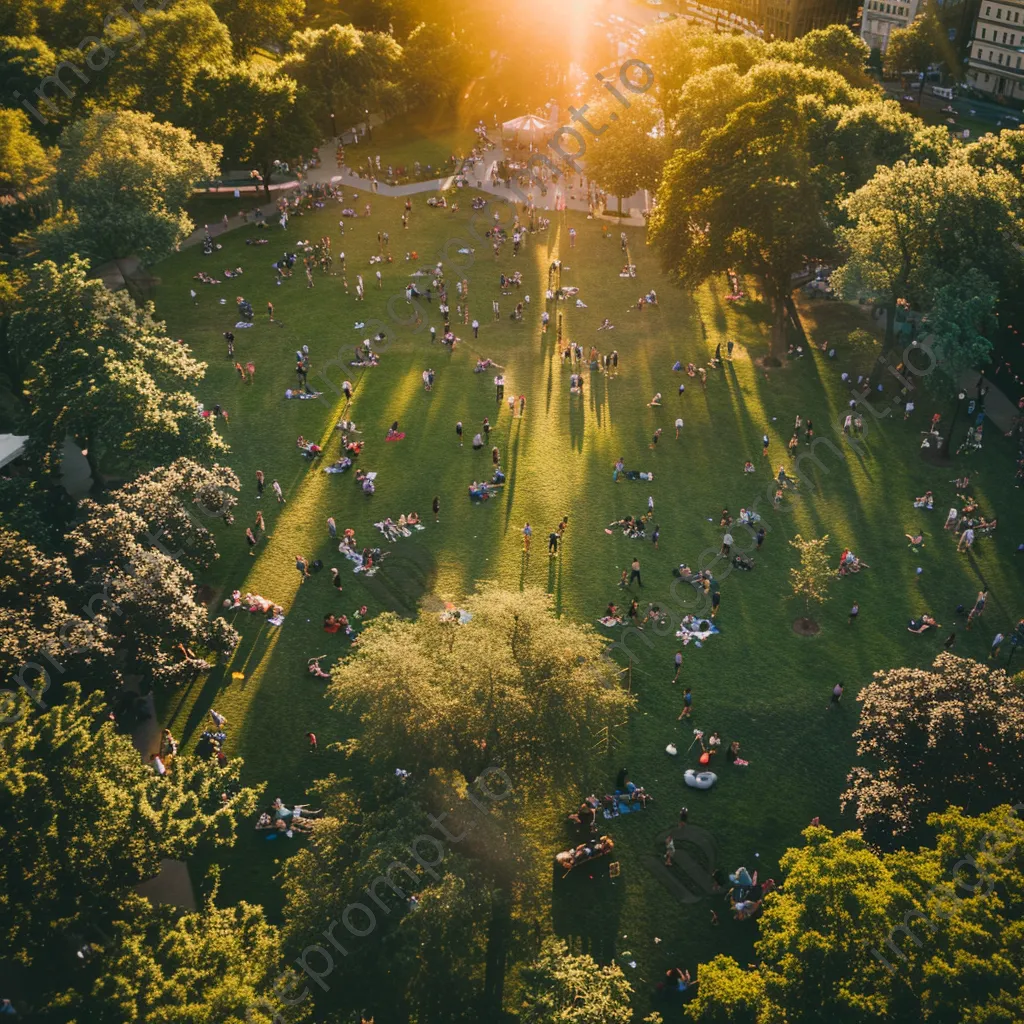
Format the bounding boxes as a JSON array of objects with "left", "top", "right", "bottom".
[
  {"left": 14, "top": 257, "right": 226, "bottom": 479},
  {"left": 0, "top": 525, "right": 117, "bottom": 709},
  {"left": 517, "top": 938, "right": 634, "bottom": 1024},
  {"left": 39, "top": 892, "right": 310, "bottom": 1024},
  {"left": 645, "top": 22, "right": 764, "bottom": 124},
  {"left": 833, "top": 158, "right": 1022, "bottom": 349},
  {"left": 212, "top": 0, "right": 305, "bottom": 55},
  {"left": 0, "top": 35, "right": 60, "bottom": 128},
  {"left": 100, "top": 0, "right": 234, "bottom": 122},
  {"left": 686, "top": 808, "right": 1024, "bottom": 1022},
  {"left": 326, "top": 584, "right": 635, "bottom": 793},
  {"left": 771, "top": 24, "right": 871, "bottom": 86},
  {"left": 651, "top": 91, "right": 834, "bottom": 359},
  {"left": 69, "top": 458, "right": 240, "bottom": 572},
  {"left": 281, "top": 786, "right": 495, "bottom": 1022},
  {"left": 401, "top": 20, "right": 476, "bottom": 108},
  {"left": 0, "top": 683, "right": 259, "bottom": 970},
  {"left": 842, "top": 653, "right": 1024, "bottom": 842},
  {"left": 926, "top": 269, "right": 997, "bottom": 398},
  {"left": 581, "top": 92, "right": 666, "bottom": 216},
  {"left": 280, "top": 24, "right": 405, "bottom": 133},
  {"left": 788, "top": 534, "right": 832, "bottom": 629},
  {"left": 964, "top": 126, "right": 1024, "bottom": 184},
  {"left": 883, "top": 0, "right": 954, "bottom": 84},
  {"left": 76, "top": 539, "right": 240, "bottom": 686},
  {"left": 32, "top": 110, "right": 221, "bottom": 262},
  {"left": 184, "top": 64, "right": 319, "bottom": 196},
  {"left": 0, "top": 106, "right": 54, "bottom": 241},
  {"left": 0, "top": 0, "right": 37, "bottom": 35},
  {"left": 682, "top": 954, "right": 763, "bottom": 1023}
]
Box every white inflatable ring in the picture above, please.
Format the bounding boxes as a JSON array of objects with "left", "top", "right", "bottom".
[{"left": 684, "top": 769, "right": 717, "bottom": 789}]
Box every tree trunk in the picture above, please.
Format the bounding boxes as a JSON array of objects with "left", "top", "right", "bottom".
[
  {"left": 616, "top": 194, "right": 622, "bottom": 218},
  {"left": 883, "top": 294, "right": 897, "bottom": 351},
  {"left": 482, "top": 890, "right": 511, "bottom": 1018},
  {"left": 770, "top": 294, "right": 788, "bottom": 360}
]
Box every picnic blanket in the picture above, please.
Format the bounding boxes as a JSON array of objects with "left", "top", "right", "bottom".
[
  {"left": 597, "top": 616, "right": 623, "bottom": 627},
  {"left": 675, "top": 619, "right": 720, "bottom": 646}
]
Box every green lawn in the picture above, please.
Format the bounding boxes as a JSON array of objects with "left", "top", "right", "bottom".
[
  {"left": 150, "top": 194, "right": 1024, "bottom": 1015},
  {"left": 343, "top": 109, "right": 485, "bottom": 182}
]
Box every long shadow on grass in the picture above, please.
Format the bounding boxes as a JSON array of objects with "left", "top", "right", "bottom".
[{"left": 502, "top": 420, "right": 523, "bottom": 532}]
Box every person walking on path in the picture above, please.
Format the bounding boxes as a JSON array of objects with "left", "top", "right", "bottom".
[
  {"left": 672, "top": 650, "right": 683, "bottom": 682},
  {"left": 296, "top": 554, "right": 310, "bottom": 583},
  {"left": 256, "top": 470, "right": 265, "bottom": 499},
  {"left": 273, "top": 479, "right": 285, "bottom": 503},
  {"left": 432, "top": 495, "right": 440, "bottom": 521},
  {"left": 472, "top": 319, "right": 479, "bottom": 338},
  {"left": 828, "top": 681, "right": 844, "bottom": 710},
  {"left": 548, "top": 530, "right": 559, "bottom": 557},
  {"left": 629, "top": 557, "right": 643, "bottom": 587},
  {"left": 848, "top": 602, "right": 859, "bottom": 624},
  {"left": 756, "top": 526, "right": 765, "bottom": 550},
  {"left": 306, "top": 731, "right": 318, "bottom": 752},
  {"left": 327, "top": 516, "right": 337, "bottom": 539},
  {"left": 711, "top": 590, "right": 721, "bottom": 619},
  {"left": 651, "top": 524, "right": 660, "bottom": 549},
  {"left": 246, "top": 527, "right": 257, "bottom": 554},
  {"left": 456, "top": 421, "right": 463, "bottom": 446},
  {"left": 522, "top": 523, "right": 532, "bottom": 552}
]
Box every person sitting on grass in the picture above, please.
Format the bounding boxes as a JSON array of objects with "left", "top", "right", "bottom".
[
  {"left": 905, "top": 532, "right": 925, "bottom": 549},
  {"left": 913, "top": 491, "right": 934, "bottom": 510},
  {"left": 726, "top": 741, "right": 749, "bottom": 766},
  {"left": 743, "top": 461, "right": 755, "bottom": 473}
]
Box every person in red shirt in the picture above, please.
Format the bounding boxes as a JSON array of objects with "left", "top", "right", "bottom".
[{"left": 306, "top": 732, "right": 317, "bottom": 752}]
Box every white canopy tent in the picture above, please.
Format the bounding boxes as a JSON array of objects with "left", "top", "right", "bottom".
[
  {"left": 501, "top": 114, "right": 553, "bottom": 139},
  {"left": 0, "top": 434, "right": 27, "bottom": 470}
]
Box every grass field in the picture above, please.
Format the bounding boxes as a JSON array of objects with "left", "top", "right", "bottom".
[{"left": 149, "top": 190, "right": 1024, "bottom": 1013}]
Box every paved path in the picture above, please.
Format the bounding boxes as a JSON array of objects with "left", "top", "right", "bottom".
[{"left": 182, "top": 141, "right": 647, "bottom": 249}]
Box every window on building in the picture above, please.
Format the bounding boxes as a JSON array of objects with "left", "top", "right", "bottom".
[
  {"left": 1017, "top": 55, "right": 1022, "bottom": 66},
  {"left": 985, "top": 4, "right": 991, "bottom": 12},
  {"left": 985, "top": 72, "right": 990, "bottom": 80},
  {"left": 981, "top": 26, "right": 987, "bottom": 37},
  {"left": 996, "top": 7, "right": 1002, "bottom": 16},
  {"left": 998, "top": 52, "right": 1004, "bottom": 62},
  {"left": 990, "top": 49, "right": 994, "bottom": 58}
]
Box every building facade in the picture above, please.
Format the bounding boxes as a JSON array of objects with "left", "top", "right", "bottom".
[
  {"left": 860, "top": 0, "right": 924, "bottom": 51},
  {"left": 965, "top": 0, "right": 1024, "bottom": 101}
]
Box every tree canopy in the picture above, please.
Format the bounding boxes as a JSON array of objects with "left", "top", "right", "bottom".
[
  {"left": 0, "top": 683, "right": 258, "bottom": 969},
  {"left": 14, "top": 257, "right": 226, "bottom": 478},
  {"left": 842, "top": 653, "right": 1024, "bottom": 842},
  {"left": 36, "top": 110, "right": 220, "bottom": 262},
  {"left": 686, "top": 808, "right": 1024, "bottom": 1023},
  {"left": 833, "top": 157, "right": 1022, "bottom": 350}
]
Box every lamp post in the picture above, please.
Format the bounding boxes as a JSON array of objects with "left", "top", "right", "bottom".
[
  {"left": 940, "top": 389, "right": 967, "bottom": 459},
  {"left": 330, "top": 111, "right": 335, "bottom": 140},
  {"left": 365, "top": 109, "right": 372, "bottom": 142}
]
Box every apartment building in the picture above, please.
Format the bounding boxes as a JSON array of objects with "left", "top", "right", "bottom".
[
  {"left": 965, "top": 0, "right": 1024, "bottom": 100},
  {"left": 758, "top": 0, "right": 859, "bottom": 39},
  {"left": 860, "top": 0, "right": 923, "bottom": 51}
]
